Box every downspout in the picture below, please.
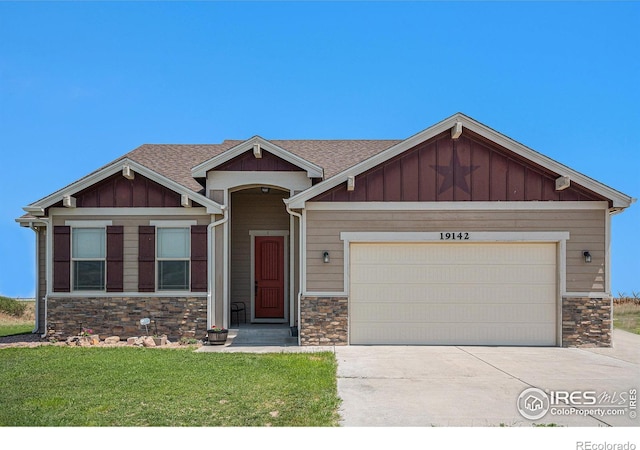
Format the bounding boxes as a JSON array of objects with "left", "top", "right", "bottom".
[
  {"left": 28, "top": 223, "right": 40, "bottom": 335},
  {"left": 207, "top": 206, "right": 228, "bottom": 329},
  {"left": 285, "top": 203, "right": 303, "bottom": 345},
  {"left": 36, "top": 217, "right": 51, "bottom": 338}
]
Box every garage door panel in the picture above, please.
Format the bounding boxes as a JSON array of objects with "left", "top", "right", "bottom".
[
  {"left": 351, "top": 284, "right": 557, "bottom": 304},
  {"left": 349, "top": 242, "right": 557, "bottom": 346},
  {"left": 351, "top": 242, "right": 556, "bottom": 265},
  {"left": 350, "top": 323, "right": 557, "bottom": 346},
  {"left": 352, "top": 264, "right": 556, "bottom": 285},
  {"left": 351, "top": 302, "right": 556, "bottom": 324}
]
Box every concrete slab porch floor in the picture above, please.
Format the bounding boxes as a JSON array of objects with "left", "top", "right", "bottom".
[{"left": 197, "top": 323, "right": 334, "bottom": 353}]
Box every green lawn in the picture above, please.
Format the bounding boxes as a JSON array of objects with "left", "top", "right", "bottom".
[
  {"left": 613, "top": 301, "right": 640, "bottom": 335},
  {"left": 0, "top": 324, "right": 33, "bottom": 337},
  {"left": 0, "top": 346, "right": 340, "bottom": 426}
]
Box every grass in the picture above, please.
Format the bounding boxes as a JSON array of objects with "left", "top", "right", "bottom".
[
  {"left": 613, "top": 294, "right": 640, "bottom": 335},
  {"left": 0, "top": 298, "right": 35, "bottom": 337},
  {"left": 0, "top": 346, "right": 340, "bottom": 426}
]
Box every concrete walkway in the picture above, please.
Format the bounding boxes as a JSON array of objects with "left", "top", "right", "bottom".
[{"left": 335, "top": 330, "right": 639, "bottom": 427}]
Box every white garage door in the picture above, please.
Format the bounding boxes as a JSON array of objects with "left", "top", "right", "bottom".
[{"left": 349, "top": 242, "right": 557, "bottom": 346}]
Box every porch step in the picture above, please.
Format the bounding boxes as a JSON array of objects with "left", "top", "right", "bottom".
[{"left": 229, "top": 325, "right": 298, "bottom": 346}]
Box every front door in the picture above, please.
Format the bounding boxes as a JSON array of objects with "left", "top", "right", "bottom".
[{"left": 254, "top": 236, "right": 285, "bottom": 319}]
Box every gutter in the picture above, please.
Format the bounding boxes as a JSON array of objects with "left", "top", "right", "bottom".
[
  {"left": 207, "top": 206, "right": 228, "bottom": 328},
  {"left": 609, "top": 197, "right": 637, "bottom": 216}
]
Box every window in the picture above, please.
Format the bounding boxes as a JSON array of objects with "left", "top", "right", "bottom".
[
  {"left": 72, "top": 228, "right": 106, "bottom": 291},
  {"left": 157, "top": 227, "right": 190, "bottom": 291}
]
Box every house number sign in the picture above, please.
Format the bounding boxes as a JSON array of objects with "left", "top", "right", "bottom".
[{"left": 439, "top": 232, "right": 470, "bottom": 240}]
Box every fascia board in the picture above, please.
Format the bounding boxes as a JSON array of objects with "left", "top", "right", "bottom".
[
  {"left": 15, "top": 217, "right": 48, "bottom": 227},
  {"left": 191, "top": 136, "right": 324, "bottom": 178},
  {"left": 23, "top": 206, "right": 45, "bottom": 216},
  {"left": 25, "top": 158, "right": 223, "bottom": 214}
]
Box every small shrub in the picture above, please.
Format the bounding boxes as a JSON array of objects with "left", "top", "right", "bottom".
[{"left": 0, "top": 296, "right": 27, "bottom": 317}]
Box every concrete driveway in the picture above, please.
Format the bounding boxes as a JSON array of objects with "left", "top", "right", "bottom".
[{"left": 335, "top": 329, "right": 639, "bottom": 427}]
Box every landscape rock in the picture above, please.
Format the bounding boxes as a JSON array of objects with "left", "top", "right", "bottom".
[{"left": 105, "top": 336, "right": 120, "bottom": 344}]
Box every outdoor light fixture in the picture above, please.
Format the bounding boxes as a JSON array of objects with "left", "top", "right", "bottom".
[
  {"left": 323, "top": 251, "right": 330, "bottom": 263},
  {"left": 583, "top": 251, "right": 592, "bottom": 263},
  {"left": 261, "top": 187, "right": 270, "bottom": 194}
]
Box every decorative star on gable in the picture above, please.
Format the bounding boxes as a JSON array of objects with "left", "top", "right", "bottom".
[{"left": 430, "top": 149, "right": 479, "bottom": 195}]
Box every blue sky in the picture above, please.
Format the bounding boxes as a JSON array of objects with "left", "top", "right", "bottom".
[{"left": 1, "top": 1, "right": 638, "bottom": 298}]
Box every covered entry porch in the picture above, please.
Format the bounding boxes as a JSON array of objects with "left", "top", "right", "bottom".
[{"left": 210, "top": 184, "right": 302, "bottom": 336}]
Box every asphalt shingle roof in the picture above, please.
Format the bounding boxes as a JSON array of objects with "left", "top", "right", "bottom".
[{"left": 124, "top": 139, "right": 402, "bottom": 192}]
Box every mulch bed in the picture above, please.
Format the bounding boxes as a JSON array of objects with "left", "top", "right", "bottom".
[{"left": 0, "top": 333, "right": 47, "bottom": 348}]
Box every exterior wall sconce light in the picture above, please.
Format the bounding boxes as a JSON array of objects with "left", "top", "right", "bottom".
[
  {"left": 261, "top": 187, "right": 270, "bottom": 194},
  {"left": 583, "top": 251, "right": 592, "bottom": 263},
  {"left": 323, "top": 251, "right": 330, "bottom": 263}
]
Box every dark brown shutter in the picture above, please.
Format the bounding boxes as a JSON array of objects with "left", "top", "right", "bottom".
[
  {"left": 191, "top": 225, "right": 208, "bottom": 292},
  {"left": 106, "top": 226, "right": 124, "bottom": 292},
  {"left": 138, "top": 226, "right": 155, "bottom": 292},
  {"left": 53, "top": 226, "right": 71, "bottom": 292}
]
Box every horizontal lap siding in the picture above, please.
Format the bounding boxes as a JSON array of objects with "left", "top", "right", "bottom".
[{"left": 305, "top": 208, "right": 605, "bottom": 293}]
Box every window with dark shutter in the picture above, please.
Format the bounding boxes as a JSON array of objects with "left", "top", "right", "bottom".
[
  {"left": 191, "top": 225, "right": 208, "bottom": 292},
  {"left": 138, "top": 226, "right": 156, "bottom": 292},
  {"left": 53, "top": 226, "right": 71, "bottom": 292},
  {"left": 106, "top": 226, "right": 124, "bottom": 292},
  {"left": 157, "top": 227, "right": 190, "bottom": 290},
  {"left": 72, "top": 227, "right": 106, "bottom": 291}
]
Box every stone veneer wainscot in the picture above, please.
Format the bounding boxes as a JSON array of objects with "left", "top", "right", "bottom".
[
  {"left": 300, "top": 296, "right": 348, "bottom": 346},
  {"left": 46, "top": 296, "right": 208, "bottom": 340},
  {"left": 562, "top": 296, "right": 611, "bottom": 347}
]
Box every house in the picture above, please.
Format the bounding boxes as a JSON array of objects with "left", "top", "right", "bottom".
[
  {"left": 16, "top": 113, "right": 634, "bottom": 347},
  {"left": 524, "top": 395, "right": 544, "bottom": 412}
]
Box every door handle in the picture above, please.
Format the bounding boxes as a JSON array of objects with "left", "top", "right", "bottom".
[{"left": 255, "top": 281, "right": 258, "bottom": 296}]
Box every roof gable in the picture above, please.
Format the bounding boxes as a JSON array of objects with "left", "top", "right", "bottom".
[
  {"left": 311, "top": 129, "right": 607, "bottom": 203},
  {"left": 215, "top": 148, "right": 306, "bottom": 172},
  {"left": 286, "top": 113, "right": 634, "bottom": 209},
  {"left": 191, "top": 136, "right": 324, "bottom": 178},
  {"left": 25, "top": 158, "right": 223, "bottom": 215},
  {"left": 58, "top": 171, "right": 198, "bottom": 209}
]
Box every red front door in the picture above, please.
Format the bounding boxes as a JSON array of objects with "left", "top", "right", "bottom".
[{"left": 254, "top": 236, "right": 285, "bottom": 319}]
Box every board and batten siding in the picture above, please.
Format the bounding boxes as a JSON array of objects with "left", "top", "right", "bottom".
[
  {"left": 52, "top": 214, "right": 211, "bottom": 292},
  {"left": 305, "top": 207, "right": 606, "bottom": 293}
]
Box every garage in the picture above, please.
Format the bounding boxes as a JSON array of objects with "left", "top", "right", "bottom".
[{"left": 349, "top": 242, "right": 558, "bottom": 346}]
